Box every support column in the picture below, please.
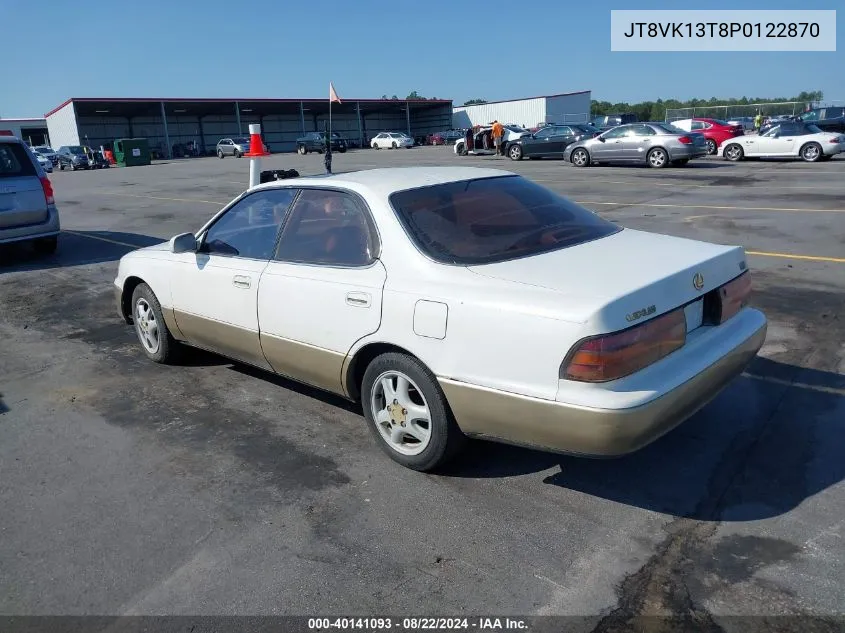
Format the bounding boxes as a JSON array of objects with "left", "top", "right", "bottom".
[
  {"left": 197, "top": 116, "right": 206, "bottom": 155},
  {"left": 160, "top": 101, "right": 171, "bottom": 159},
  {"left": 405, "top": 101, "right": 411, "bottom": 136},
  {"left": 299, "top": 101, "right": 306, "bottom": 134},
  {"left": 235, "top": 101, "right": 242, "bottom": 136},
  {"left": 356, "top": 102, "right": 363, "bottom": 148}
]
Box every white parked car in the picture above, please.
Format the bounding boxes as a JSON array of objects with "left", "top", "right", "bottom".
[
  {"left": 719, "top": 121, "right": 845, "bottom": 162},
  {"left": 371, "top": 132, "right": 414, "bottom": 149},
  {"left": 114, "top": 167, "right": 767, "bottom": 472}
]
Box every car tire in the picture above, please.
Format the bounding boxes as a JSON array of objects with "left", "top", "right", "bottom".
[
  {"left": 571, "top": 148, "right": 590, "bottom": 167},
  {"left": 298, "top": 144, "right": 307, "bottom": 155},
  {"left": 58, "top": 163, "right": 64, "bottom": 171},
  {"left": 508, "top": 144, "right": 523, "bottom": 160},
  {"left": 234, "top": 150, "right": 242, "bottom": 158},
  {"left": 705, "top": 139, "right": 717, "bottom": 155},
  {"left": 392, "top": 142, "right": 398, "bottom": 149},
  {"left": 800, "top": 142, "right": 822, "bottom": 163},
  {"left": 647, "top": 147, "right": 668, "bottom": 168},
  {"left": 361, "top": 352, "right": 466, "bottom": 472},
  {"left": 372, "top": 143, "right": 380, "bottom": 150},
  {"left": 32, "top": 236, "right": 58, "bottom": 254},
  {"left": 723, "top": 143, "right": 744, "bottom": 161},
  {"left": 217, "top": 150, "right": 224, "bottom": 159},
  {"left": 339, "top": 147, "right": 347, "bottom": 153},
  {"left": 130, "top": 283, "right": 180, "bottom": 364}
]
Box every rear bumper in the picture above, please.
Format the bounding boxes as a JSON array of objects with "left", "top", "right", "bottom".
[
  {"left": 0, "top": 206, "right": 60, "bottom": 245},
  {"left": 439, "top": 309, "right": 767, "bottom": 457}
]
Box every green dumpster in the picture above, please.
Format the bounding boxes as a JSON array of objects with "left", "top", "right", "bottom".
[{"left": 113, "top": 138, "right": 151, "bottom": 167}]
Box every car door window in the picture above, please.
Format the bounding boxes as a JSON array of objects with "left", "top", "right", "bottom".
[
  {"left": 534, "top": 128, "right": 555, "bottom": 139},
  {"left": 690, "top": 121, "right": 704, "bottom": 130},
  {"left": 629, "top": 125, "right": 656, "bottom": 137},
  {"left": 200, "top": 189, "right": 297, "bottom": 260},
  {"left": 557, "top": 126, "right": 574, "bottom": 136},
  {"left": 274, "top": 189, "right": 378, "bottom": 267},
  {"left": 762, "top": 125, "right": 780, "bottom": 138},
  {"left": 602, "top": 126, "right": 629, "bottom": 139}
]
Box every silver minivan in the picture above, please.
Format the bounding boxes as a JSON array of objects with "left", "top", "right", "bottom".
[{"left": 0, "top": 136, "right": 60, "bottom": 254}]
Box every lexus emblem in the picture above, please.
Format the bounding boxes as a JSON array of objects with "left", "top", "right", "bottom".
[{"left": 693, "top": 272, "right": 705, "bottom": 291}]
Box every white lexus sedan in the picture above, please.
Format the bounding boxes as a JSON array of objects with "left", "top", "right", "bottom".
[
  {"left": 114, "top": 167, "right": 767, "bottom": 472},
  {"left": 371, "top": 132, "right": 414, "bottom": 149},
  {"left": 719, "top": 120, "right": 845, "bottom": 162}
]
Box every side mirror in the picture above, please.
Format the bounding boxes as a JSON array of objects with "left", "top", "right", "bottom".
[
  {"left": 170, "top": 232, "right": 197, "bottom": 254},
  {"left": 598, "top": 136, "right": 606, "bottom": 142}
]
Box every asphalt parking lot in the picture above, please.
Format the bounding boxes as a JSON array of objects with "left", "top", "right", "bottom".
[{"left": 1, "top": 147, "right": 844, "bottom": 625}]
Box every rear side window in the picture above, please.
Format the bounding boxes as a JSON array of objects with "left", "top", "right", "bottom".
[
  {"left": 0, "top": 143, "right": 37, "bottom": 178},
  {"left": 389, "top": 175, "right": 620, "bottom": 265}
]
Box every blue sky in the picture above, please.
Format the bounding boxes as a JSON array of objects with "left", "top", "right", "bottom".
[{"left": 2, "top": 0, "right": 842, "bottom": 117}]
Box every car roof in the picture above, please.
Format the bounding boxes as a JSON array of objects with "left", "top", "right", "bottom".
[{"left": 251, "top": 166, "right": 514, "bottom": 197}]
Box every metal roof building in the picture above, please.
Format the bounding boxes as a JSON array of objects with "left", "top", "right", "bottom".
[
  {"left": 452, "top": 91, "right": 592, "bottom": 129},
  {"left": 0, "top": 118, "right": 49, "bottom": 146},
  {"left": 44, "top": 97, "right": 453, "bottom": 157}
]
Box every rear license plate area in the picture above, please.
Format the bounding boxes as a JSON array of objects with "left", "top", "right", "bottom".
[{"left": 684, "top": 298, "right": 704, "bottom": 332}]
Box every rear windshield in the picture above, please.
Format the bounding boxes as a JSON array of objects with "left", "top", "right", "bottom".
[
  {"left": 654, "top": 123, "right": 685, "bottom": 134},
  {"left": 0, "top": 143, "right": 38, "bottom": 178},
  {"left": 388, "top": 175, "right": 620, "bottom": 265}
]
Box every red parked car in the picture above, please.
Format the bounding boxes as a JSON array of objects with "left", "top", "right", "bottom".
[{"left": 671, "top": 118, "right": 745, "bottom": 155}]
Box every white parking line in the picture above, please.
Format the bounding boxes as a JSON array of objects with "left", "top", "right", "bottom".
[{"left": 62, "top": 230, "right": 150, "bottom": 249}]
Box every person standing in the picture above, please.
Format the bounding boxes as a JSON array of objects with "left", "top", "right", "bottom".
[
  {"left": 491, "top": 120, "right": 505, "bottom": 157},
  {"left": 324, "top": 124, "right": 333, "bottom": 174},
  {"left": 463, "top": 127, "right": 473, "bottom": 156},
  {"left": 754, "top": 111, "right": 763, "bottom": 131}
]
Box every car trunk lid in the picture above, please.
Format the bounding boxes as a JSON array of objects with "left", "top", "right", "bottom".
[
  {"left": 0, "top": 142, "right": 48, "bottom": 230},
  {"left": 467, "top": 228, "right": 747, "bottom": 333}
]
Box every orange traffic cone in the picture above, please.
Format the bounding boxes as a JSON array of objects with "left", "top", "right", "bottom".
[{"left": 245, "top": 123, "right": 270, "bottom": 157}]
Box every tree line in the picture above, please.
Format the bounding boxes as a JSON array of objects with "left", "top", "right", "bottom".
[
  {"left": 591, "top": 91, "right": 824, "bottom": 121},
  {"left": 459, "top": 92, "right": 825, "bottom": 117}
]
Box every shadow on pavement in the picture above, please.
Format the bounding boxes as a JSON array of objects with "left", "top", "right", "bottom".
[
  {"left": 0, "top": 231, "right": 163, "bottom": 274},
  {"left": 0, "top": 393, "right": 7, "bottom": 415},
  {"left": 441, "top": 356, "right": 845, "bottom": 522}
]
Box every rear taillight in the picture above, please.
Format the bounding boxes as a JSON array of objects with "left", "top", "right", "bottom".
[
  {"left": 562, "top": 309, "right": 687, "bottom": 383},
  {"left": 678, "top": 136, "right": 693, "bottom": 144},
  {"left": 829, "top": 138, "right": 840, "bottom": 144},
  {"left": 40, "top": 176, "right": 55, "bottom": 205},
  {"left": 716, "top": 272, "right": 751, "bottom": 324}
]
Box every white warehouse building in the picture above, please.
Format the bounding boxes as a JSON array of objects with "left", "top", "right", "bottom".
[{"left": 452, "top": 90, "right": 591, "bottom": 129}]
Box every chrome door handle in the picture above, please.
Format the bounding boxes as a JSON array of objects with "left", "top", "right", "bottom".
[
  {"left": 233, "top": 275, "right": 251, "bottom": 289},
  {"left": 346, "top": 292, "right": 371, "bottom": 307}
]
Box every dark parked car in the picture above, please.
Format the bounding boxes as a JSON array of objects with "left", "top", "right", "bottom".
[
  {"left": 296, "top": 131, "right": 348, "bottom": 154},
  {"left": 57, "top": 146, "right": 90, "bottom": 171},
  {"left": 796, "top": 107, "right": 845, "bottom": 134},
  {"left": 591, "top": 113, "right": 639, "bottom": 130},
  {"left": 505, "top": 124, "right": 601, "bottom": 160}
]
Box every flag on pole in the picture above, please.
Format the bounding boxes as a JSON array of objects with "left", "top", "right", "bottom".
[{"left": 330, "top": 82, "right": 342, "bottom": 104}]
